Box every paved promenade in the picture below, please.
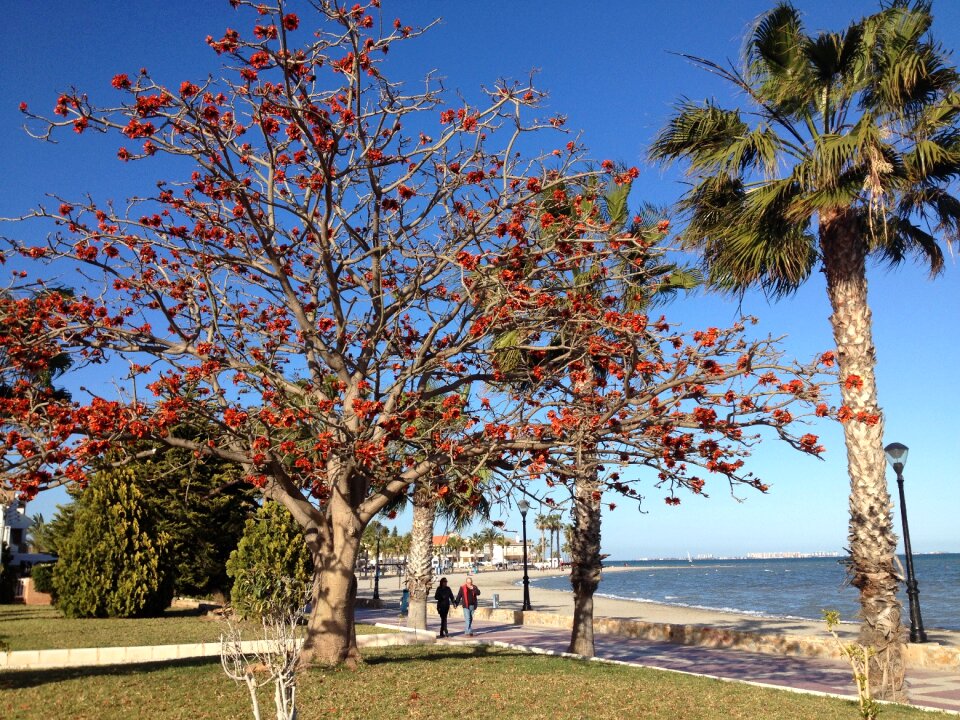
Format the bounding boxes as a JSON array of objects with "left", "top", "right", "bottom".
[{"left": 357, "top": 607, "right": 960, "bottom": 715}]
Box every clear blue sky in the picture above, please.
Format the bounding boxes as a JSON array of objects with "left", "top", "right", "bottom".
[{"left": 4, "top": 1, "right": 958, "bottom": 559}]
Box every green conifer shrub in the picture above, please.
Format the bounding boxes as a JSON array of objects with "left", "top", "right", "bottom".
[
  {"left": 226, "top": 501, "right": 312, "bottom": 618},
  {"left": 0, "top": 544, "right": 17, "bottom": 603},
  {"left": 30, "top": 563, "right": 55, "bottom": 596},
  {"left": 53, "top": 468, "right": 171, "bottom": 618}
]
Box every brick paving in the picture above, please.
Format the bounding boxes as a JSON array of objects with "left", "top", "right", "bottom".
[{"left": 357, "top": 609, "right": 960, "bottom": 714}]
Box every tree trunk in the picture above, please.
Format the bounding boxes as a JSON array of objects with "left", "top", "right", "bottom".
[
  {"left": 406, "top": 485, "right": 436, "bottom": 631},
  {"left": 568, "top": 453, "right": 602, "bottom": 657},
  {"left": 821, "top": 209, "right": 905, "bottom": 701},
  {"left": 299, "top": 508, "right": 362, "bottom": 668}
]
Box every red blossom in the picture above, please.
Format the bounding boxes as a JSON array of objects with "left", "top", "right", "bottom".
[{"left": 179, "top": 81, "right": 200, "bottom": 98}]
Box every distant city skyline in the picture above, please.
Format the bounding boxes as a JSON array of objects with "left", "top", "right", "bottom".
[{"left": 5, "top": 0, "right": 959, "bottom": 559}]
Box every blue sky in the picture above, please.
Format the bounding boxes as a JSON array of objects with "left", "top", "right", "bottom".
[{"left": 4, "top": 1, "right": 958, "bottom": 559}]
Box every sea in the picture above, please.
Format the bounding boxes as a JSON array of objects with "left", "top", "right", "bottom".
[{"left": 529, "top": 553, "right": 960, "bottom": 631}]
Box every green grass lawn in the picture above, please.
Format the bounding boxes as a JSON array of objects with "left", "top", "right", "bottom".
[
  {"left": 0, "top": 605, "right": 385, "bottom": 651},
  {"left": 0, "top": 644, "right": 942, "bottom": 720}
]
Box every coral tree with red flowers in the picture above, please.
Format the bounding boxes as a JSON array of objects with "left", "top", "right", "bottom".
[
  {"left": 474, "top": 179, "right": 833, "bottom": 656},
  {"left": 2, "top": 0, "right": 833, "bottom": 666}
]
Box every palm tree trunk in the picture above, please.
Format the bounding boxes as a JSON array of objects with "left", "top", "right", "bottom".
[
  {"left": 821, "top": 209, "right": 905, "bottom": 701},
  {"left": 406, "top": 485, "right": 436, "bottom": 631},
  {"left": 568, "top": 450, "right": 602, "bottom": 656}
]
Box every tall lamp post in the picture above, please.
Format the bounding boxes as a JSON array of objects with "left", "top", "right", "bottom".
[
  {"left": 517, "top": 499, "right": 532, "bottom": 611},
  {"left": 884, "top": 442, "right": 927, "bottom": 643},
  {"left": 373, "top": 531, "right": 381, "bottom": 601}
]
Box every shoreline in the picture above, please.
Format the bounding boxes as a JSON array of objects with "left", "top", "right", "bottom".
[{"left": 364, "top": 566, "right": 960, "bottom": 646}]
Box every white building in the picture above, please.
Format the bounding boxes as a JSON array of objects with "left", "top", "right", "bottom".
[
  {"left": 1, "top": 499, "right": 30, "bottom": 557},
  {"left": 1, "top": 498, "right": 54, "bottom": 571}
]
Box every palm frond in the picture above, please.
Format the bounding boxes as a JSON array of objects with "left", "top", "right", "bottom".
[
  {"left": 604, "top": 182, "right": 631, "bottom": 231},
  {"left": 649, "top": 101, "right": 749, "bottom": 172},
  {"left": 748, "top": 3, "right": 807, "bottom": 78},
  {"left": 866, "top": 213, "right": 945, "bottom": 275},
  {"left": 491, "top": 328, "right": 526, "bottom": 374}
]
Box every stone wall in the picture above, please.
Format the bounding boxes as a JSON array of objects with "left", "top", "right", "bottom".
[{"left": 427, "top": 603, "right": 960, "bottom": 671}]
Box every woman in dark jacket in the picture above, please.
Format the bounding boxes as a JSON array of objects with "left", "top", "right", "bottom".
[{"left": 434, "top": 577, "right": 455, "bottom": 638}]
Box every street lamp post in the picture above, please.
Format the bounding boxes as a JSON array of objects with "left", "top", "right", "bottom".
[
  {"left": 884, "top": 442, "right": 927, "bottom": 643},
  {"left": 373, "top": 532, "right": 381, "bottom": 601},
  {"left": 517, "top": 499, "right": 532, "bottom": 611}
]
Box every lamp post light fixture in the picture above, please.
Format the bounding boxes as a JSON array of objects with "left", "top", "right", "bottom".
[
  {"left": 517, "top": 499, "right": 533, "bottom": 611},
  {"left": 884, "top": 442, "right": 927, "bottom": 643}
]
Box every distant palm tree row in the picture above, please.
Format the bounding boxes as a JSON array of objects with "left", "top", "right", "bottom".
[{"left": 360, "top": 518, "right": 572, "bottom": 571}]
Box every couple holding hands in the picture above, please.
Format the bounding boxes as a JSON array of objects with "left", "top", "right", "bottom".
[{"left": 434, "top": 576, "right": 480, "bottom": 637}]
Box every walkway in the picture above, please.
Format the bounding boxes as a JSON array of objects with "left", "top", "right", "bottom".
[{"left": 357, "top": 608, "right": 960, "bottom": 714}]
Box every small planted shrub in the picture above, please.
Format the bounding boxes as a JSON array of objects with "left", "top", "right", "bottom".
[{"left": 226, "top": 502, "right": 312, "bottom": 619}]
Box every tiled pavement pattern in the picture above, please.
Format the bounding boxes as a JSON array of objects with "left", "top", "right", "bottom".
[{"left": 357, "top": 609, "right": 960, "bottom": 714}]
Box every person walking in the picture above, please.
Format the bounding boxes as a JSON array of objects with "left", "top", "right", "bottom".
[
  {"left": 434, "top": 577, "right": 455, "bottom": 638},
  {"left": 455, "top": 576, "right": 481, "bottom": 636}
]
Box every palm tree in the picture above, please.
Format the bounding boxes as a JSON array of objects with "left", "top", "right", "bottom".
[
  {"left": 650, "top": 2, "right": 960, "bottom": 699},
  {"left": 534, "top": 514, "right": 549, "bottom": 563},
  {"left": 445, "top": 535, "right": 466, "bottom": 568},
  {"left": 27, "top": 513, "right": 48, "bottom": 554},
  {"left": 403, "top": 483, "right": 490, "bottom": 630},
  {"left": 546, "top": 513, "right": 564, "bottom": 565},
  {"left": 468, "top": 534, "right": 485, "bottom": 565},
  {"left": 474, "top": 527, "right": 501, "bottom": 567},
  {"left": 497, "top": 532, "right": 510, "bottom": 568},
  {"left": 562, "top": 523, "right": 574, "bottom": 563}
]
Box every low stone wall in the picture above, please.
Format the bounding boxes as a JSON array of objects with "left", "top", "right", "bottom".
[
  {"left": 428, "top": 603, "right": 959, "bottom": 671},
  {"left": 522, "top": 609, "right": 960, "bottom": 671},
  {"left": 0, "top": 632, "right": 431, "bottom": 671}
]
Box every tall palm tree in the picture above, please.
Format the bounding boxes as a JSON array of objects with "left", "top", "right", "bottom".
[
  {"left": 468, "top": 534, "right": 485, "bottom": 565},
  {"left": 474, "top": 527, "right": 502, "bottom": 566},
  {"left": 445, "top": 535, "right": 466, "bottom": 567},
  {"left": 383, "top": 479, "right": 489, "bottom": 630},
  {"left": 497, "top": 533, "right": 510, "bottom": 567},
  {"left": 534, "top": 514, "right": 548, "bottom": 563},
  {"left": 547, "top": 514, "right": 563, "bottom": 564},
  {"left": 650, "top": 2, "right": 960, "bottom": 699}
]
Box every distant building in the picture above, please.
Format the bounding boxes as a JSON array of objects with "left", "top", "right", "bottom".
[{"left": 1, "top": 498, "right": 56, "bottom": 573}]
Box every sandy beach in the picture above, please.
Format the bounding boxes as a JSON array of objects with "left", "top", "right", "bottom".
[{"left": 362, "top": 565, "right": 960, "bottom": 647}]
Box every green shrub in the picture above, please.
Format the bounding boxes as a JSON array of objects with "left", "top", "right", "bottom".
[
  {"left": 30, "top": 563, "right": 56, "bottom": 596},
  {"left": 226, "top": 501, "right": 312, "bottom": 618},
  {"left": 0, "top": 544, "right": 17, "bottom": 603},
  {"left": 53, "top": 468, "right": 171, "bottom": 618}
]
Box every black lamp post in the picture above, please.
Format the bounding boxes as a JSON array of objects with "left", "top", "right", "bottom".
[
  {"left": 884, "top": 442, "right": 927, "bottom": 643},
  {"left": 517, "top": 499, "right": 532, "bottom": 611},
  {"left": 373, "top": 531, "right": 381, "bottom": 601}
]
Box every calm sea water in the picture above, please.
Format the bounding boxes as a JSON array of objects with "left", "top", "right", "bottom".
[{"left": 530, "top": 553, "right": 960, "bottom": 631}]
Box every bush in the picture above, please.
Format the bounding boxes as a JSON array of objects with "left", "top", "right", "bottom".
[
  {"left": 53, "top": 468, "right": 171, "bottom": 618},
  {"left": 226, "top": 501, "right": 312, "bottom": 619},
  {"left": 0, "top": 544, "right": 17, "bottom": 603},
  {"left": 30, "top": 563, "right": 56, "bottom": 595}
]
